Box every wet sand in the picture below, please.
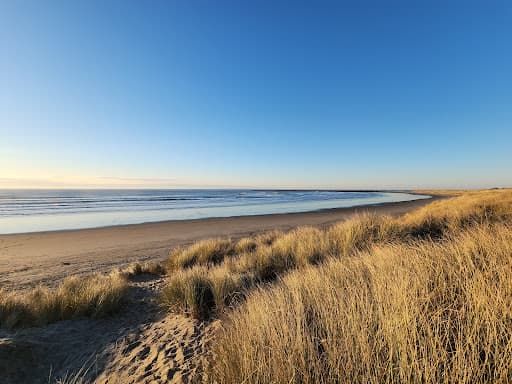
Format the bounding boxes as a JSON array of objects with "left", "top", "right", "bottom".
[{"left": 0, "top": 195, "right": 442, "bottom": 289}]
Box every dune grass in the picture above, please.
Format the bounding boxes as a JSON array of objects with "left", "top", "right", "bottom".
[
  {"left": 0, "top": 259, "right": 169, "bottom": 329},
  {"left": 159, "top": 265, "right": 250, "bottom": 320},
  {"left": 161, "top": 190, "right": 512, "bottom": 320},
  {"left": 210, "top": 222, "right": 512, "bottom": 383},
  {"left": 0, "top": 271, "right": 128, "bottom": 328},
  {"left": 402, "top": 189, "right": 512, "bottom": 238},
  {"left": 166, "top": 238, "right": 236, "bottom": 270},
  {"left": 123, "top": 261, "right": 166, "bottom": 277}
]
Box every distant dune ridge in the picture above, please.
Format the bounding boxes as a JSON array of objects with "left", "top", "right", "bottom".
[{"left": 1, "top": 189, "right": 512, "bottom": 383}]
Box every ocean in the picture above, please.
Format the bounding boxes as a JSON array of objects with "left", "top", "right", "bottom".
[{"left": 0, "top": 189, "right": 429, "bottom": 234}]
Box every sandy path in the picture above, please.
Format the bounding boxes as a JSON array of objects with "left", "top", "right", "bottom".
[
  {"left": 96, "top": 314, "right": 218, "bottom": 383},
  {"left": 0, "top": 196, "right": 439, "bottom": 290}
]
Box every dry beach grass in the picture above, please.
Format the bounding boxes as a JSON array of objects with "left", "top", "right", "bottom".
[
  {"left": 160, "top": 190, "right": 512, "bottom": 322},
  {"left": 207, "top": 190, "right": 512, "bottom": 383},
  {"left": 0, "top": 271, "right": 128, "bottom": 328},
  {"left": 157, "top": 189, "right": 512, "bottom": 382},
  {"left": 211, "top": 223, "right": 512, "bottom": 383}
]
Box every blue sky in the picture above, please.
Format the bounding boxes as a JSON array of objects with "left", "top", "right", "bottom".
[{"left": 1, "top": 0, "right": 511, "bottom": 189}]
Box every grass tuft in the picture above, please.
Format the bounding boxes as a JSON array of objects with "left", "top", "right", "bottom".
[
  {"left": 166, "top": 238, "right": 235, "bottom": 270},
  {"left": 160, "top": 268, "right": 215, "bottom": 320},
  {"left": 160, "top": 266, "right": 251, "bottom": 319},
  {"left": 0, "top": 271, "right": 128, "bottom": 328},
  {"left": 123, "top": 262, "right": 166, "bottom": 277}
]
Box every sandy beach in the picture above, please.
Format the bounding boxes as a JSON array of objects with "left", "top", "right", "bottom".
[{"left": 0, "top": 195, "right": 439, "bottom": 290}]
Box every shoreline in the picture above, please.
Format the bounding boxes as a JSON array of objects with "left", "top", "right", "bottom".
[
  {"left": 0, "top": 194, "right": 444, "bottom": 290},
  {"left": 0, "top": 191, "right": 431, "bottom": 236}
]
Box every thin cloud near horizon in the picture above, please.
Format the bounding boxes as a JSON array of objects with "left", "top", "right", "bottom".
[{"left": 0, "top": 177, "right": 507, "bottom": 191}]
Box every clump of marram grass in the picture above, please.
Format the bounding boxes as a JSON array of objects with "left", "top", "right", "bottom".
[
  {"left": 272, "top": 227, "right": 329, "bottom": 266},
  {"left": 160, "top": 266, "right": 252, "bottom": 319},
  {"left": 159, "top": 221, "right": 402, "bottom": 318},
  {"left": 160, "top": 268, "right": 214, "bottom": 320},
  {"left": 234, "top": 237, "right": 258, "bottom": 254},
  {"left": 0, "top": 271, "right": 129, "bottom": 328},
  {"left": 244, "top": 227, "right": 330, "bottom": 281},
  {"left": 166, "top": 232, "right": 285, "bottom": 273},
  {"left": 208, "top": 267, "right": 251, "bottom": 309},
  {"left": 166, "top": 238, "right": 235, "bottom": 270},
  {"left": 254, "top": 230, "right": 282, "bottom": 246},
  {"left": 210, "top": 222, "right": 512, "bottom": 383},
  {"left": 250, "top": 246, "right": 296, "bottom": 282},
  {"left": 123, "top": 261, "right": 166, "bottom": 277},
  {"left": 327, "top": 213, "right": 402, "bottom": 256}
]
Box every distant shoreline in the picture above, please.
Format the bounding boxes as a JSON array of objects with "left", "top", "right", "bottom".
[{"left": 0, "top": 194, "right": 446, "bottom": 290}]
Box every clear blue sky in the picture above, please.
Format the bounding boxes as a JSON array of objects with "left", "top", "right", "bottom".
[{"left": 1, "top": 0, "right": 511, "bottom": 189}]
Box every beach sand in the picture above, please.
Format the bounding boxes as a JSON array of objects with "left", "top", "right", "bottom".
[
  {"left": 0, "top": 195, "right": 445, "bottom": 383},
  {"left": 0, "top": 196, "right": 439, "bottom": 290}
]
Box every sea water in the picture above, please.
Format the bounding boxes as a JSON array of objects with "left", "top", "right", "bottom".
[{"left": 0, "top": 189, "right": 429, "bottom": 234}]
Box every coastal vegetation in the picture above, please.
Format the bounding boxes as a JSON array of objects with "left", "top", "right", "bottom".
[
  {"left": 209, "top": 191, "right": 512, "bottom": 383},
  {"left": 211, "top": 221, "right": 512, "bottom": 383},
  {"left": 0, "top": 260, "right": 171, "bottom": 329},
  {"left": 0, "top": 271, "right": 128, "bottom": 328},
  {"left": 159, "top": 189, "right": 512, "bottom": 382},
  {"left": 160, "top": 190, "right": 512, "bottom": 319}
]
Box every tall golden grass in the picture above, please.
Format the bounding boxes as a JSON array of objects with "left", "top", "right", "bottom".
[
  {"left": 211, "top": 223, "right": 512, "bottom": 383},
  {"left": 0, "top": 271, "right": 128, "bottom": 328},
  {"left": 207, "top": 190, "right": 512, "bottom": 383},
  {"left": 161, "top": 190, "right": 512, "bottom": 321}
]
